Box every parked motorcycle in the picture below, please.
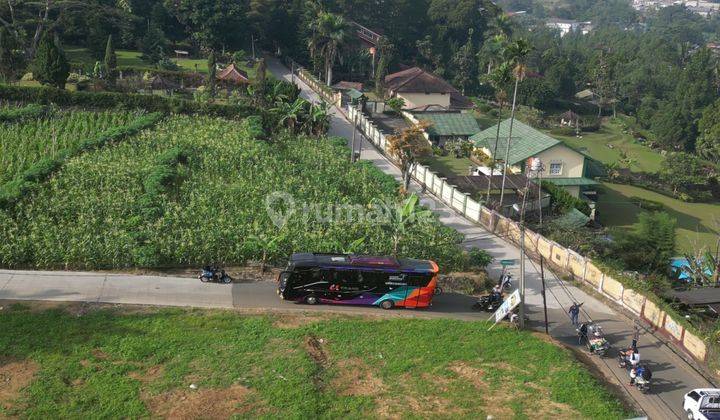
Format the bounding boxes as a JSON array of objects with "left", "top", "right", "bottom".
[
  {"left": 630, "top": 366, "right": 652, "bottom": 394},
  {"left": 199, "top": 266, "right": 233, "bottom": 284},
  {"left": 500, "top": 273, "right": 513, "bottom": 291},
  {"left": 472, "top": 294, "right": 504, "bottom": 312}
]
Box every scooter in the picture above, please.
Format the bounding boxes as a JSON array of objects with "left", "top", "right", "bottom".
[
  {"left": 199, "top": 266, "right": 233, "bottom": 284},
  {"left": 500, "top": 272, "right": 513, "bottom": 291},
  {"left": 472, "top": 294, "right": 504, "bottom": 312}
]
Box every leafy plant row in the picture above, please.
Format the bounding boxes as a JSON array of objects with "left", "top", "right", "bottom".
[
  {"left": 0, "top": 104, "right": 49, "bottom": 124},
  {"left": 0, "top": 108, "right": 138, "bottom": 183},
  {"left": 0, "top": 85, "right": 262, "bottom": 121},
  {"left": 0, "top": 112, "right": 164, "bottom": 209},
  {"left": 0, "top": 116, "right": 473, "bottom": 271}
]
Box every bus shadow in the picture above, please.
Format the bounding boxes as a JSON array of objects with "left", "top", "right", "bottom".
[{"left": 428, "top": 292, "right": 479, "bottom": 314}]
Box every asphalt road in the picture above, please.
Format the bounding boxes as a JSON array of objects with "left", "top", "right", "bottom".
[{"left": 0, "top": 59, "right": 712, "bottom": 420}]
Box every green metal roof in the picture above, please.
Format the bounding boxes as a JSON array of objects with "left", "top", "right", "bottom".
[
  {"left": 543, "top": 177, "right": 599, "bottom": 186},
  {"left": 552, "top": 208, "right": 591, "bottom": 229},
  {"left": 470, "top": 119, "right": 561, "bottom": 166},
  {"left": 416, "top": 113, "right": 480, "bottom": 138},
  {"left": 347, "top": 88, "right": 365, "bottom": 100}
]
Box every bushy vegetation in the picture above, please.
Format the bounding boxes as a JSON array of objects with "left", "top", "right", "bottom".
[
  {"left": 0, "top": 305, "right": 631, "bottom": 419},
  {"left": 0, "top": 115, "right": 468, "bottom": 271},
  {"left": 0, "top": 103, "right": 48, "bottom": 123},
  {"left": 0, "top": 85, "right": 260, "bottom": 120},
  {"left": 0, "top": 108, "right": 137, "bottom": 183},
  {"left": 541, "top": 181, "right": 591, "bottom": 216},
  {"left": 0, "top": 112, "right": 163, "bottom": 210}
]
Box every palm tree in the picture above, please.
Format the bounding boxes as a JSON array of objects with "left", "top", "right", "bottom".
[
  {"left": 307, "top": 12, "right": 350, "bottom": 86},
  {"left": 485, "top": 62, "right": 513, "bottom": 203},
  {"left": 498, "top": 39, "right": 532, "bottom": 209}
]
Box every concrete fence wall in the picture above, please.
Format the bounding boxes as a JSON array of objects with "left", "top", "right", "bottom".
[{"left": 318, "top": 91, "right": 713, "bottom": 364}]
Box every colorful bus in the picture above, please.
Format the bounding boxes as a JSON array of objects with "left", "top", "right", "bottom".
[{"left": 277, "top": 253, "right": 439, "bottom": 309}]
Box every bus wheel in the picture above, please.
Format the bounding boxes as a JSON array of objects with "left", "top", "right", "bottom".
[
  {"left": 305, "top": 295, "right": 318, "bottom": 305},
  {"left": 380, "top": 300, "right": 394, "bottom": 310}
]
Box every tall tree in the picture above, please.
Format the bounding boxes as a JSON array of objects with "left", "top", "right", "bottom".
[
  {"left": 307, "top": 11, "right": 350, "bottom": 86},
  {"left": 103, "top": 35, "right": 118, "bottom": 89},
  {"left": 452, "top": 29, "right": 476, "bottom": 95},
  {"left": 0, "top": 26, "right": 22, "bottom": 82},
  {"left": 387, "top": 121, "right": 432, "bottom": 191},
  {"left": 498, "top": 39, "right": 532, "bottom": 209},
  {"left": 31, "top": 31, "right": 69, "bottom": 89},
  {"left": 485, "top": 62, "right": 512, "bottom": 203},
  {"left": 697, "top": 99, "right": 720, "bottom": 161},
  {"left": 207, "top": 50, "right": 216, "bottom": 97},
  {"left": 374, "top": 37, "right": 394, "bottom": 98}
]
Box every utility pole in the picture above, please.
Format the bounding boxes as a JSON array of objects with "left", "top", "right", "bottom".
[
  {"left": 251, "top": 35, "right": 256, "bottom": 60},
  {"left": 291, "top": 61, "right": 295, "bottom": 84},
  {"left": 534, "top": 159, "right": 544, "bottom": 228},
  {"left": 540, "top": 256, "right": 549, "bottom": 334},
  {"left": 351, "top": 106, "right": 358, "bottom": 163}
]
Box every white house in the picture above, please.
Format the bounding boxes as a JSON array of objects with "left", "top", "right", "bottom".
[
  {"left": 384, "top": 67, "right": 473, "bottom": 110},
  {"left": 546, "top": 18, "right": 592, "bottom": 37}
]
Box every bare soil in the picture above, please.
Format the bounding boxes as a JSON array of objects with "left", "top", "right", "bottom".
[
  {"left": 0, "top": 358, "right": 38, "bottom": 411},
  {"left": 146, "top": 384, "right": 258, "bottom": 419}
]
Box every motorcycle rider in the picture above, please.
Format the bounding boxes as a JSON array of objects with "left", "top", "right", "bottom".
[{"left": 491, "top": 284, "right": 503, "bottom": 305}]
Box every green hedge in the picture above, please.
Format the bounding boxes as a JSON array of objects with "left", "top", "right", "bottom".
[
  {"left": 0, "top": 85, "right": 259, "bottom": 119},
  {"left": 541, "top": 180, "right": 591, "bottom": 216},
  {"left": 0, "top": 112, "right": 164, "bottom": 209},
  {"left": 0, "top": 103, "right": 48, "bottom": 123}
]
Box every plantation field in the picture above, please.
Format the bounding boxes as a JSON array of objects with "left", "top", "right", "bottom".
[
  {"left": 0, "top": 114, "right": 467, "bottom": 270},
  {"left": 0, "top": 304, "right": 631, "bottom": 419},
  {"left": 0, "top": 107, "right": 138, "bottom": 183}
]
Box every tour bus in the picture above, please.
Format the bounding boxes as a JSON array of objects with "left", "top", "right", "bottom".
[{"left": 277, "top": 253, "right": 439, "bottom": 309}]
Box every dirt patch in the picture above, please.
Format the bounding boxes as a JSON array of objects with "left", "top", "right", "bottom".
[
  {"left": 273, "top": 313, "right": 332, "bottom": 329},
  {"left": 128, "top": 365, "right": 165, "bottom": 384},
  {"left": 91, "top": 349, "right": 109, "bottom": 360},
  {"left": 146, "top": 384, "right": 257, "bottom": 419},
  {"left": 449, "top": 362, "right": 488, "bottom": 391},
  {"left": 0, "top": 359, "right": 39, "bottom": 411},
  {"left": 331, "top": 358, "right": 385, "bottom": 397}
]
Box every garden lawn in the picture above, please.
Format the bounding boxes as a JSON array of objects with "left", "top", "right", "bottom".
[
  {"left": 65, "top": 47, "right": 255, "bottom": 77},
  {"left": 0, "top": 115, "right": 466, "bottom": 270},
  {"left": 598, "top": 182, "right": 720, "bottom": 253},
  {"left": 419, "top": 155, "right": 476, "bottom": 177},
  {"left": 0, "top": 304, "right": 631, "bottom": 419},
  {"left": 546, "top": 119, "right": 664, "bottom": 173}
]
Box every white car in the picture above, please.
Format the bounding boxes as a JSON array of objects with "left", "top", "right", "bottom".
[{"left": 684, "top": 389, "right": 720, "bottom": 420}]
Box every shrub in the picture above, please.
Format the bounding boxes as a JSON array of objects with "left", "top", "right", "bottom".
[
  {"left": 0, "top": 104, "right": 48, "bottom": 123},
  {"left": 465, "top": 248, "right": 493, "bottom": 271},
  {"left": 549, "top": 127, "right": 576, "bottom": 137},
  {"left": 541, "top": 181, "right": 591, "bottom": 216},
  {"left": 0, "top": 85, "right": 260, "bottom": 120},
  {"left": 631, "top": 196, "right": 664, "bottom": 212}
]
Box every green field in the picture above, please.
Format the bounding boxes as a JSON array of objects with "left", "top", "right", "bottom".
[
  {"left": 0, "top": 107, "right": 137, "bottom": 183},
  {"left": 545, "top": 119, "right": 664, "bottom": 173},
  {"left": 65, "top": 47, "right": 255, "bottom": 77},
  {"left": 0, "top": 113, "right": 467, "bottom": 270},
  {"left": 0, "top": 304, "right": 631, "bottom": 419},
  {"left": 419, "top": 155, "right": 475, "bottom": 177},
  {"left": 598, "top": 182, "right": 719, "bottom": 253}
]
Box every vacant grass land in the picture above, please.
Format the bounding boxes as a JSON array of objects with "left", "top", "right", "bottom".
[
  {"left": 545, "top": 119, "right": 664, "bottom": 173},
  {"left": 0, "top": 304, "right": 630, "bottom": 419},
  {"left": 419, "top": 155, "right": 475, "bottom": 177},
  {"left": 598, "top": 182, "right": 719, "bottom": 253},
  {"left": 65, "top": 47, "right": 255, "bottom": 77}
]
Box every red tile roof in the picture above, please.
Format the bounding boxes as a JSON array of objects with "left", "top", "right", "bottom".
[
  {"left": 217, "top": 63, "right": 249, "bottom": 84},
  {"left": 384, "top": 67, "right": 473, "bottom": 109}
]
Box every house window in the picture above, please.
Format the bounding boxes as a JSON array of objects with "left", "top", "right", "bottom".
[{"left": 549, "top": 162, "right": 563, "bottom": 175}]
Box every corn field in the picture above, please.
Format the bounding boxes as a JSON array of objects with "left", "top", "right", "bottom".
[
  {"left": 0, "top": 115, "right": 468, "bottom": 271},
  {"left": 0, "top": 108, "right": 138, "bottom": 183}
]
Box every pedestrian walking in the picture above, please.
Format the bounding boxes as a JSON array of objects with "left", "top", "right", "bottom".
[{"left": 569, "top": 302, "right": 584, "bottom": 326}]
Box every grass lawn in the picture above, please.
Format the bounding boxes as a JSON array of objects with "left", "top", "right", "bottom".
[
  {"left": 545, "top": 119, "right": 664, "bottom": 173},
  {"left": 0, "top": 304, "right": 631, "bottom": 419},
  {"left": 65, "top": 47, "right": 255, "bottom": 77},
  {"left": 419, "top": 155, "right": 476, "bottom": 177},
  {"left": 598, "top": 182, "right": 719, "bottom": 253}
]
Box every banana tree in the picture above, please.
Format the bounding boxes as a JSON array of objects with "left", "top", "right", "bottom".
[{"left": 375, "top": 194, "right": 432, "bottom": 257}]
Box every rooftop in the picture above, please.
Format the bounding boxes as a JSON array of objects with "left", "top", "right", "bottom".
[
  {"left": 415, "top": 113, "right": 480, "bottom": 137},
  {"left": 385, "top": 67, "right": 473, "bottom": 109},
  {"left": 543, "top": 177, "right": 599, "bottom": 186},
  {"left": 470, "top": 119, "right": 562, "bottom": 166},
  {"left": 217, "top": 63, "right": 249, "bottom": 84}
]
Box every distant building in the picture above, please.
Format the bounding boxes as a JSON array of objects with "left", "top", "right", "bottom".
[
  {"left": 412, "top": 112, "right": 481, "bottom": 146},
  {"left": 216, "top": 63, "right": 249, "bottom": 85},
  {"left": 546, "top": 18, "right": 592, "bottom": 37},
  {"left": 384, "top": 67, "right": 473, "bottom": 110}
]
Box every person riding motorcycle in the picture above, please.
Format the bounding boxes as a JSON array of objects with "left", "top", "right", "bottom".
[{"left": 491, "top": 284, "right": 503, "bottom": 304}]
